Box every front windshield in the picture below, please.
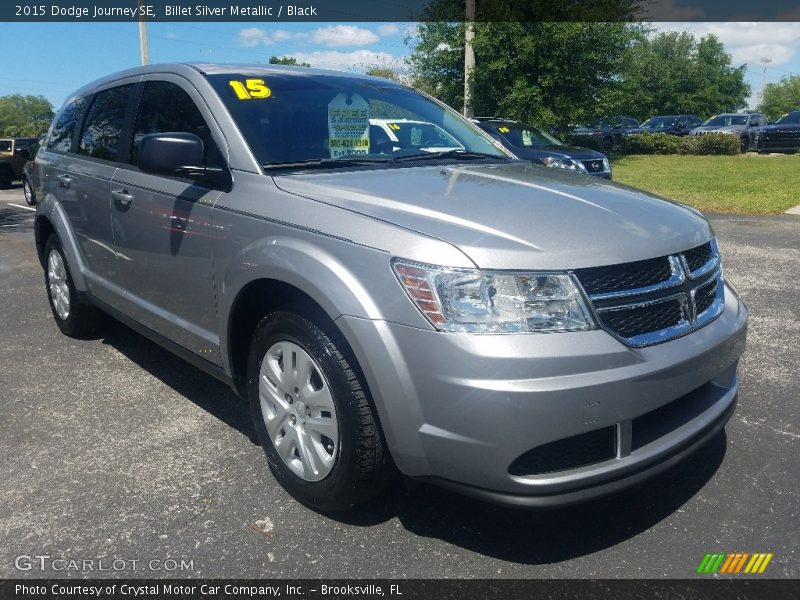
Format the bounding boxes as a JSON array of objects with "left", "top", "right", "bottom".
[
  {"left": 776, "top": 112, "right": 800, "bottom": 124},
  {"left": 644, "top": 116, "right": 677, "bottom": 129},
  {"left": 491, "top": 123, "right": 561, "bottom": 147},
  {"left": 705, "top": 115, "right": 747, "bottom": 126},
  {"left": 206, "top": 73, "right": 507, "bottom": 165}
]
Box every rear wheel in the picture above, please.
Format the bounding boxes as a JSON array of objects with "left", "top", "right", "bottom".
[
  {"left": 23, "top": 177, "right": 35, "bottom": 205},
  {"left": 601, "top": 137, "right": 613, "bottom": 154},
  {"left": 247, "top": 310, "right": 393, "bottom": 511},
  {"left": 44, "top": 235, "right": 100, "bottom": 337}
]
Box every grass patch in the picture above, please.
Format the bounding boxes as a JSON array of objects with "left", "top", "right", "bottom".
[{"left": 611, "top": 154, "right": 800, "bottom": 214}]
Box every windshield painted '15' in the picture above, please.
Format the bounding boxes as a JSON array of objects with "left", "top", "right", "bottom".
[{"left": 206, "top": 73, "right": 508, "bottom": 167}]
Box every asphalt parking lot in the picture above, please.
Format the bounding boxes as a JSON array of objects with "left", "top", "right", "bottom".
[{"left": 0, "top": 184, "right": 797, "bottom": 579}]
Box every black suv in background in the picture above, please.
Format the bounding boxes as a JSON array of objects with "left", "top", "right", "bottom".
[
  {"left": 568, "top": 117, "right": 641, "bottom": 154},
  {"left": 473, "top": 118, "right": 611, "bottom": 178},
  {"left": 757, "top": 111, "right": 800, "bottom": 153},
  {"left": 640, "top": 115, "right": 703, "bottom": 136}
]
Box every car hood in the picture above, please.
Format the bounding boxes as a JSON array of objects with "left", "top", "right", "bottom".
[
  {"left": 762, "top": 123, "right": 800, "bottom": 131},
  {"left": 514, "top": 145, "right": 606, "bottom": 160},
  {"left": 692, "top": 125, "right": 743, "bottom": 133},
  {"left": 273, "top": 162, "right": 712, "bottom": 270},
  {"left": 570, "top": 127, "right": 602, "bottom": 135}
]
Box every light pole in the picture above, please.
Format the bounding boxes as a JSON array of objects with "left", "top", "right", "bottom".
[
  {"left": 759, "top": 57, "right": 773, "bottom": 106},
  {"left": 138, "top": 0, "right": 149, "bottom": 65},
  {"left": 463, "top": 0, "right": 475, "bottom": 118}
]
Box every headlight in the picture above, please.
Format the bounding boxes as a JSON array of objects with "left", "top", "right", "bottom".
[
  {"left": 541, "top": 157, "right": 587, "bottom": 172},
  {"left": 392, "top": 260, "right": 595, "bottom": 333},
  {"left": 602, "top": 157, "right": 611, "bottom": 171}
]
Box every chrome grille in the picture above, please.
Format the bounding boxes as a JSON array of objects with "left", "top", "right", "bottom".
[
  {"left": 575, "top": 240, "right": 725, "bottom": 347},
  {"left": 684, "top": 241, "right": 713, "bottom": 272}
]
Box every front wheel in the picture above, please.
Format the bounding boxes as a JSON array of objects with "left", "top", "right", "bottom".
[
  {"left": 601, "top": 137, "right": 613, "bottom": 154},
  {"left": 23, "top": 177, "right": 35, "bottom": 205},
  {"left": 246, "top": 311, "right": 393, "bottom": 511},
  {"left": 44, "top": 235, "right": 101, "bottom": 337}
]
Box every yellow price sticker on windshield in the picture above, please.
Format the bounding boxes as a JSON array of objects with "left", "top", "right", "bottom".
[
  {"left": 228, "top": 79, "right": 271, "bottom": 100},
  {"left": 498, "top": 127, "right": 510, "bottom": 133},
  {"left": 388, "top": 123, "right": 401, "bottom": 130}
]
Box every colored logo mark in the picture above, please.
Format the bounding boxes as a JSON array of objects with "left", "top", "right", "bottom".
[{"left": 697, "top": 553, "right": 774, "bottom": 574}]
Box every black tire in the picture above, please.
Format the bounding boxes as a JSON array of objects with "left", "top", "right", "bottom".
[
  {"left": 23, "top": 176, "right": 35, "bottom": 205},
  {"left": 0, "top": 167, "right": 12, "bottom": 190},
  {"left": 246, "top": 310, "right": 393, "bottom": 511},
  {"left": 43, "top": 235, "right": 101, "bottom": 338},
  {"left": 601, "top": 137, "right": 613, "bottom": 154},
  {"left": 740, "top": 136, "right": 749, "bottom": 152}
]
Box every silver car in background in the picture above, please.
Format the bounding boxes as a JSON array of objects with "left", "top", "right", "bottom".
[{"left": 33, "top": 64, "right": 748, "bottom": 511}]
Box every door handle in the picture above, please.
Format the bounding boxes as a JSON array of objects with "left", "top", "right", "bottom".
[
  {"left": 111, "top": 189, "right": 134, "bottom": 206},
  {"left": 56, "top": 174, "right": 71, "bottom": 188}
]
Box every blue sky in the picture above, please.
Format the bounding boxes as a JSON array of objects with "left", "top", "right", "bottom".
[{"left": 3, "top": 21, "right": 799, "bottom": 111}]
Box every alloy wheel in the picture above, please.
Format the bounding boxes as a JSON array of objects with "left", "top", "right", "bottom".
[
  {"left": 258, "top": 341, "right": 339, "bottom": 481},
  {"left": 47, "top": 249, "right": 70, "bottom": 320}
]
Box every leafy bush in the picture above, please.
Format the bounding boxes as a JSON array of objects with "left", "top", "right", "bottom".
[
  {"left": 691, "top": 133, "right": 741, "bottom": 155},
  {"left": 619, "top": 132, "right": 740, "bottom": 155},
  {"left": 619, "top": 133, "right": 684, "bottom": 154}
]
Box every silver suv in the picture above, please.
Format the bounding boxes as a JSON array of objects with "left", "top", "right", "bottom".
[{"left": 34, "top": 64, "right": 748, "bottom": 511}]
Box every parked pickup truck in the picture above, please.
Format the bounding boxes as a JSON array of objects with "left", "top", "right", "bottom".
[{"left": 0, "top": 137, "right": 37, "bottom": 188}]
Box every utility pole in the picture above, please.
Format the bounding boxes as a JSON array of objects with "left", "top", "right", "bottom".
[
  {"left": 138, "top": 0, "right": 149, "bottom": 65},
  {"left": 759, "top": 57, "right": 772, "bottom": 106},
  {"left": 463, "top": 0, "right": 475, "bottom": 117}
]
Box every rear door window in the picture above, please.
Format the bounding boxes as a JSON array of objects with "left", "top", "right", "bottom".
[
  {"left": 78, "top": 85, "right": 134, "bottom": 161},
  {"left": 47, "top": 97, "right": 88, "bottom": 153}
]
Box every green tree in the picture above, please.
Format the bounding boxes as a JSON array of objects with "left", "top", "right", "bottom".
[
  {"left": 268, "top": 56, "right": 310, "bottom": 67},
  {"left": 364, "top": 65, "right": 404, "bottom": 83},
  {"left": 759, "top": 75, "right": 800, "bottom": 121},
  {"left": 609, "top": 32, "right": 749, "bottom": 120},
  {"left": 408, "top": 22, "right": 644, "bottom": 133},
  {"left": 0, "top": 94, "right": 54, "bottom": 136}
]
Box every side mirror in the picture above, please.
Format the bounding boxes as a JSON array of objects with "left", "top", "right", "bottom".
[{"left": 138, "top": 132, "right": 205, "bottom": 177}]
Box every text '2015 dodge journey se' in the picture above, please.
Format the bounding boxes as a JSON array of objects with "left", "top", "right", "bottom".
[{"left": 34, "top": 64, "right": 748, "bottom": 511}]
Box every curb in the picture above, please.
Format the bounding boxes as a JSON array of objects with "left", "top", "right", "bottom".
[{"left": 785, "top": 205, "right": 800, "bottom": 215}]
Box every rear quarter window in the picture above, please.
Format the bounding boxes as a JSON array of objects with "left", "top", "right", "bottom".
[{"left": 47, "top": 97, "right": 88, "bottom": 153}]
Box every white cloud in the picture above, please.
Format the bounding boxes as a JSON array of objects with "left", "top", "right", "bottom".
[
  {"left": 288, "top": 50, "right": 399, "bottom": 71},
  {"left": 729, "top": 43, "right": 795, "bottom": 67},
  {"left": 653, "top": 22, "right": 800, "bottom": 68},
  {"left": 237, "top": 27, "right": 298, "bottom": 46},
  {"left": 238, "top": 27, "right": 274, "bottom": 47},
  {"left": 272, "top": 29, "right": 295, "bottom": 43},
  {"left": 310, "top": 25, "right": 379, "bottom": 47},
  {"left": 377, "top": 24, "right": 400, "bottom": 36}
]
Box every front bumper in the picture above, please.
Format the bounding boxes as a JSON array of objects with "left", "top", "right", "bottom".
[{"left": 336, "top": 282, "right": 747, "bottom": 507}]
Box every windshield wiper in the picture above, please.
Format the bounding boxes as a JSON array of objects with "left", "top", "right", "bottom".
[
  {"left": 263, "top": 157, "right": 393, "bottom": 171},
  {"left": 389, "top": 149, "right": 512, "bottom": 163}
]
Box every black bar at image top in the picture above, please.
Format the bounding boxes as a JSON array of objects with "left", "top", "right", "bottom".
[{"left": 3, "top": 0, "right": 800, "bottom": 22}]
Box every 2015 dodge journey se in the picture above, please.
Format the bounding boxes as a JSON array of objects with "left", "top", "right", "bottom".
[{"left": 34, "top": 64, "right": 748, "bottom": 511}]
